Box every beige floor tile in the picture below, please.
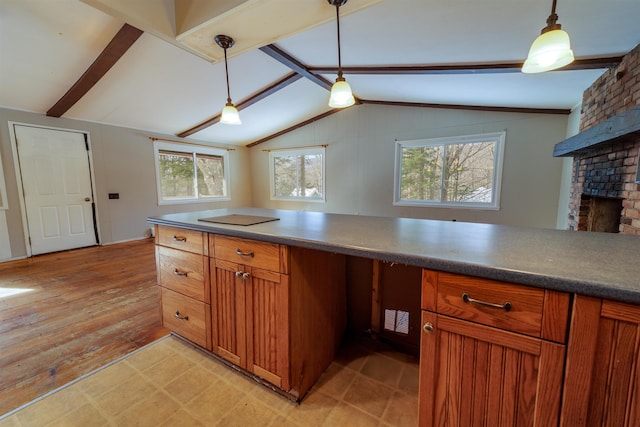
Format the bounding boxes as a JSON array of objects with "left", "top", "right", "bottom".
[
  {"left": 382, "top": 391, "right": 418, "bottom": 427},
  {"left": 246, "top": 384, "right": 297, "bottom": 416},
  {"left": 322, "top": 402, "right": 380, "bottom": 427},
  {"left": 397, "top": 363, "right": 419, "bottom": 395},
  {"left": 16, "top": 385, "right": 90, "bottom": 426},
  {"left": 312, "top": 362, "right": 358, "bottom": 400},
  {"left": 284, "top": 390, "right": 339, "bottom": 427},
  {"left": 91, "top": 373, "right": 157, "bottom": 417},
  {"left": 0, "top": 415, "right": 21, "bottom": 427},
  {"left": 360, "top": 353, "right": 404, "bottom": 387},
  {"left": 141, "top": 353, "right": 195, "bottom": 387},
  {"left": 216, "top": 395, "right": 279, "bottom": 427},
  {"left": 44, "top": 403, "right": 108, "bottom": 427},
  {"left": 114, "top": 389, "right": 181, "bottom": 427},
  {"left": 162, "top": 364, "right": 219, "bottom": 404},
  {"left": 183, "top": 381, "right": 245, "bottom": 423},
  {"left": 343, "top": 374, "right": 395, "bottom": 418},
  {"left": 159, "top": 409, "right": 206, "bottom": 427},
  {"left": 77, "top": 360, "right": 139, "bottom": 398},
  {"left": 333, "top": 341, "right": 370, "bottom": 372},
  {"left": 267, "top": 415, "right": 303, "bottom": 427},
  {"left": 125, "top": 338, "right": 176, "bottom": 371}
]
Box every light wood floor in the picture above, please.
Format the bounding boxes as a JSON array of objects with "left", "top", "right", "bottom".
[{"left": 0, "top": 239, "right": 169, "bottom": 416}]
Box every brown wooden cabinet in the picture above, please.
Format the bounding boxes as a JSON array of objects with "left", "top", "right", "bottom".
[
  {"left": 561, "top": 295, "right": 640, "bottom": 426},
  {"left": 209, "top": 235, "right": 290, "bottom": 390},
  {"left": 155, "top": 225, "right": 346, "bottom": 399},
  {"left": 419, "top": 270, "right": 570, "bottom": 427},
  {"left": 155, "top": 225, "right": 211, "bottom": 350}
]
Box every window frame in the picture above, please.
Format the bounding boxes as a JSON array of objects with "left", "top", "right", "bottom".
[
  {"left": 393, "top": 132, "right": 505, "bottom": 210},
  {"left": 269, "top": 146, "right": 326, "bottom": 203},
  {"left": 153, "top": 140, "right": 230, "bottom": 205}
]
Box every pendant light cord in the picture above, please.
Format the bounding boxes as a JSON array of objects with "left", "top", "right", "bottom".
[
  {"left": 335, "top": 4, "right": 343, "bottom": 80},
  {"left": 223, "top": 47, "right": 232, "bottom": 104},
  {"left": 546, "top": 0, "right": 559, "bottom": 28}
]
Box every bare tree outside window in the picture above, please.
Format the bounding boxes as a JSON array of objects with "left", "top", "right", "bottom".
[
  {"left": 395, "top": 133, "right": 504, "bottom": 208},
  {"left": 271, "top": 148, "right": 325, "bottom": 201},
  {"left": 154, "top": 142, "right": 229, "bottom": 205}
]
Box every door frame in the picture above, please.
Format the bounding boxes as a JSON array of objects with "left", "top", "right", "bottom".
[{"left": 8, "top": 121, "right": 101, "bottom": 257}]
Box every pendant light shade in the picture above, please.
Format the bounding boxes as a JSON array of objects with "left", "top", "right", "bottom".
[
  {"left": 328, "top": 0, "right": 355, "bottom": 108},
  {"left": 329, "top": 77, "right": 355, "bottom": 108},
  {"left": 221, "top": 102, "right": 241, "bottom": 125},
  {"left": 522, "top": 0, "right": 574, "bottom": 73},
  {"left": 214, "top": 34, "right": 241, "bottom": 125}
]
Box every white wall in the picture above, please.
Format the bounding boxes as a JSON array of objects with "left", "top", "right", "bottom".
[
  {"left": 250, "top": 104, "right": 569, "bottom": 229},
  {"left": 555, "top": 105, "right": 581, "bottom": 229},
  {"left": 0, "top": 107, "right": 252, "bottom": 259}
]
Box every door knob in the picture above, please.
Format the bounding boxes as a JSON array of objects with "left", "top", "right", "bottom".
[{"left": 84, "top": 197, "right": 91, "bottom": 202}]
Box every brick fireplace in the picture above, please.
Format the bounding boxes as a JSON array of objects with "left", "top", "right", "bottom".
[{"left": 554, "top": 43, "right": 640, "bottom": 235}]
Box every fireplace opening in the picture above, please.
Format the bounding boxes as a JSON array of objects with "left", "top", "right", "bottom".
[{"left": 582, "top": 195, "right": 623, "bottom": 233}]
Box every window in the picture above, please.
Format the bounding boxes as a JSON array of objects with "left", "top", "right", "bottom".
[
  {"left": 269, "top": 147, "right": 325, "bottom": 201},
  {"left": 394, "top": 132, "right": 505, "bottom": 209},
  {"left": 153, "top": 141, "right": 229, "bottom": 205}
]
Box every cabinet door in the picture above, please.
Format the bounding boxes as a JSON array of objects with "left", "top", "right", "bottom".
[
  {"left": 561, "top": 296, "right": 640, "bottom": 426},
  {"left": 245, "top": 267, "right": 290, "bottom": 390},
  {"left": 419, "top": 311, "right": 564, "bottom": 427},
  {"left": 211, "top": 258, "right": 246, "bottom": 367}
]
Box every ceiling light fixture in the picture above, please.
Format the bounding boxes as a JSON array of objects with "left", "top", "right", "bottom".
[
  {"left": 522, "top": 0, "right": 575, "bottom": 73},
  {"left": 328, "top": 0, "right": 355, "bottom": 108},
  {"left": 214, "top": 34, "right": 241, "bottom": 125}
]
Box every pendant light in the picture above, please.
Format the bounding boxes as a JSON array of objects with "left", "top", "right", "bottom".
[
  {"left": 328, "top": 0, "right": 355, "bottom": 108},
  {"left": 214, "top": 34, "right": 241, "bottom": 125},
  {"left": 522, "top": 0, "right": 574, "bottom": 73}
]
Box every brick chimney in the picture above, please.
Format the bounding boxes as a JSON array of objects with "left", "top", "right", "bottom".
[{"left": 559, "top": 44, "right": 640, "bottom": 235}]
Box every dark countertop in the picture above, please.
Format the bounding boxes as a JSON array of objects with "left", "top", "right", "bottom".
[{"left": 148, "top": 208, "right": 640, "bottom": 304}]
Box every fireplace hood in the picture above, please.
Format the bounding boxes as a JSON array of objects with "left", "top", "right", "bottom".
[{"left": 553, "top": 105, "right": 640, "bottom": 157}]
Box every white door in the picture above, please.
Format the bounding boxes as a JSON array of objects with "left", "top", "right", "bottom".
[{"left": 13, "top": 125, "right": 97, "bottom": 255}]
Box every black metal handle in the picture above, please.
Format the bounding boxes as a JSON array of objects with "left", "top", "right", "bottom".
[
  {"left": 173, "top": 236, "right": 187, "bottom": 242},
  {"left": 175, "top": 311, "right": 189, "bottom": 320},
  {"left": 462, "top": 293, "right": 512, "bottom": 312},
  {"left": 173, "top": 269, "right": 188, "bottom": 277},
  {"left": 235, "top": 249, "right": 254, "bottom": 258}
]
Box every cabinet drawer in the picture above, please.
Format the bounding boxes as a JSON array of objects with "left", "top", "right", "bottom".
[
  {"left": 157, "top": 225, "right": 204, "bottom": 255},
  {"left": 435, "top": 272, "right": 545, "bottom": 337},
  {"left": 161, "top": 288, "right": 211, "bottom": 350},
  {"left": 157, "top": 246, "right": 209, "bottom": 303},
  {"left": 213, "top": 235, "right": 282, "bottom": 272}
]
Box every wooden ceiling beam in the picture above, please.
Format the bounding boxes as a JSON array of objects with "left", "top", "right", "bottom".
[
  {"left": 177, "top": 72, "right": 302, "bottom": 138},
  {"left": 307, "top": 56, "right": 624, "bottom": 75},
  {"left": 259, "top": 44, "right": 334, "bottom": 91},
  {"left": 46, "top": 23, "right": 143, "bottom": 118},
  {"left": 247, "top": 108, "right": 343, "bottom": 148},
  {"left": 359, "top": 99, "right": 570, "bottom": 115}
]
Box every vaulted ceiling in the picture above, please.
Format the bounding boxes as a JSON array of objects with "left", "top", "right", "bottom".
[{"left": 1, "top": 0, "right": 639, "bottom": 147}]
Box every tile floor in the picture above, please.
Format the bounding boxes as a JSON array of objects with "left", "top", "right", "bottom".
[{"left": 0, "top": 335, "right": 419, "bottom": 426}]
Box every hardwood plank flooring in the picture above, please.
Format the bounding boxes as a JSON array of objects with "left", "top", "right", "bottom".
[{"left": 0, "top": 239, "right": 169, "bottom": 416}]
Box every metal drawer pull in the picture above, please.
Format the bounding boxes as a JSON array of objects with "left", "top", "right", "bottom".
[
  {"left": 423, "top": 322, "right": 434, "bottom": 333},
  {"left": 462, "top": 293, "right": 512, "bottom": 312},
  {"left": 173, "top": 236, "right": 187, "bottom": 242},
  {"left": 175, "top": 311, "right": 189, "bottom": 320},
  {"left": 235, "top": 271, "right": 251, "bottom": 279},
  {"left": 173, "top": 269, "right": 188, "bottom": 277},
  {"left": 235, "top": 249, "right": 254, "bottom": 258}
]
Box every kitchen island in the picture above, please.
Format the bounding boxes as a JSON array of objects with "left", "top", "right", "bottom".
[{"left": 148, "top": 208, "right": 640, "bottom": 426}]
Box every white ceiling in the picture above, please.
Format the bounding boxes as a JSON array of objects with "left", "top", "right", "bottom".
[{"left": 1, "top": 0, "right": 639, "bottom": 147}]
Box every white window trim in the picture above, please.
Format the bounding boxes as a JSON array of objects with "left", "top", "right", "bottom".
[
  {"left": 269, "top": 147, "right": 326, "bottom": 202},
  {"left": 0, "top": 147, "right": 8, "bottom": 210},
  {"left": 393, "top": 132, "right": 505, "bottom": 210},
  {"left": 153, "top": 141, "right": 230, "bottom": 205}
]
